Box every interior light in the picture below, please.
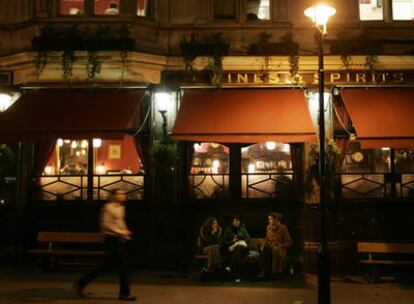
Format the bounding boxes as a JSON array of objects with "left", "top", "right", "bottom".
[
  {"left": 81, "top": 140, "right": 88, "bottom": 149},
  {"left": 57, "top": 139, "right": 64, "bottom": 147},
  {"left": 282, "top": 144, "right": 290, "bottom": 153},
  {"left": 75, "top": 151, "right": 80, "bottom": 157},
  {"left": 212, "top": 160, "right": 220, "bottom": 168},
  {"left": 193, "top": 143, "right": 201, "bottom": 152},
  {"left": 96, "top": 164, "right": 106, "bottom": 174},
  {"left": 248, "top": 163, "right": 256, "bottom": 174},
  {"left": 71, "top": 141, "right": 78, "bottom": 149},
  {"left": 93, "top": 138, "right": 102, "bottom": 148},
  {"left": 64, "top": 139, "right": 71, "bottom": 144},
  {"left": 155, "top": 92, "right": 170, "bottom": 112},
  {"left": 381, "top": 147, "right": 390, "bottom": 151},
  {"left": 265, "top": 141, "right": 277, "bottom": 151},
  {"left": 44, "top": 165, "right": 53, "bottom": 175}
]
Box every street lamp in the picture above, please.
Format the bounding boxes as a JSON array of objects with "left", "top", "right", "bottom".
[
  {"left": 304, "top": 2, "right": 336, "bottom": 304},
  {"left": 155, "top": 92, "right": 170, "bottom": 139}
]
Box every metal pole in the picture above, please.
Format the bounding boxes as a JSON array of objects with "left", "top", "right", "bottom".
[{"left": 317, "top": 31, "right": 331, "bottom": 304}]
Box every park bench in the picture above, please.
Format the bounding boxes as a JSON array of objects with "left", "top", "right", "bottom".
[
  {"left": 29, "top": 231, "right": 105, "bottom": 270},
  {"left": 357, "top": 242, "right": 414, "bottom": 283}
]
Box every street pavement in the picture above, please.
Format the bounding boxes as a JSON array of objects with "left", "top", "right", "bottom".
[{"left": 0, "top": 269, "right": 413, "bottom": 304}]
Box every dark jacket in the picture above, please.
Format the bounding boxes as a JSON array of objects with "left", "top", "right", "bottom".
[
  {"left": 199, "top": 226, "right": 222, "bottom": 249},
  {"left": 222, "top": 225, "right": 251, "bottom": 249}
]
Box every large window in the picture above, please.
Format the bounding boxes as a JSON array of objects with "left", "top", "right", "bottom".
[
  {"left": 241, "top": 142, "right": 294, "bottom": 199},
  {"left": 189, "top": 143, "right": 229, "bottom": 199},
  {"left": 339, "top": 142, "right": 414, "bottom": 199},
  {"left": 95, "top": 0, "right": 120, "bottom": 15},
  {"left": 59, "top": 0, "right": 85, "bottom": 15},
  {"left": 392, "top": 0, "right": 414, "bottom": 20},
  {"left": 246, "top": 0, "right": 270, "bottom": 20},
  {"left": 39, "top": 137, "right": 144, "bottom": 200},
  {"left": 359, "top": 0, "right": 384, "bottom": 20},
  {"left": 214, "top": 0, "right": 237, "bottom": 20}
]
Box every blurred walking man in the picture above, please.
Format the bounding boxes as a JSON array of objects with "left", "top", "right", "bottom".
[{"left": 76, "top": 189, "right": 136, "bottom": 301}]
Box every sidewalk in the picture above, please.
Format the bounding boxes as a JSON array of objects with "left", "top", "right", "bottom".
[{"left": 0, "top": 269, "right": 413, "bottom": 304}]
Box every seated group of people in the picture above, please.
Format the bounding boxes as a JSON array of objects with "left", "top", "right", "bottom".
[{"left": 198, "top": 212, "right": 292, "bottom": 281}]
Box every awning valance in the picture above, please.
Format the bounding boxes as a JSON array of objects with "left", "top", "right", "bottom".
[
  {"left": 172, "top": 89, "right": 316, "bottom": 143},
  {"left": 340, "top": 88, "right": 414, "bottom": 149},
  {"left": 0, "top": 89, "right": 146, "bottom": 142}
]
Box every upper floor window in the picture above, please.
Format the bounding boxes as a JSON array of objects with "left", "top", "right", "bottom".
[
  {"left": 60, "top": 0, "right": 85, "bottom": 15},
  {"left": 214, "top": 0, "right": 237, "bottom": 20},
  {"left": 359, "top": 0, "right": 414, "bottom": 21},
  {"left": 137, "top": 0, "right": 151, "bottom": 17},
  {"left": 95, "top": 0, "right": 120, "bottom": 15},
  {"left": 392, "top": 0, "right": 414, "bottom": 20},
  {"left": 246, "top": 0, "right": 270, "bottom": 20},
  {"left": 359, "top": 0, "right": 384, "bottom": 20}
]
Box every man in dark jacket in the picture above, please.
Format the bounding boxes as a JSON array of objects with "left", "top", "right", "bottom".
[{"left": 222, "top": 216, "right": 251, "bottom": 282}]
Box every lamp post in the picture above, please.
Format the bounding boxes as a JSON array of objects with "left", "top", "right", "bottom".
[
  {"left": 304, "top": 2, "right": 336, "bottom": 304},
  {"left": 155, "top": 92, "right": 170, "bottom": 139}
]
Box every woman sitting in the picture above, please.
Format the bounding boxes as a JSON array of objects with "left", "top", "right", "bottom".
[
  {"left": 222, "top": 216, "right": 251, "bottom": 282},
  {"left": 198, "top": 217, "right": 222, "bottom": 272},
  {"left": 258, "top": 212, "right": 292, "bottom": 279}
]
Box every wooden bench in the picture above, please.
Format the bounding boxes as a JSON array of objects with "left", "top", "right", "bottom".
[
  {"left": 357, "top": 242, "right": 414, "bottom": 283},
  {"left": 196, "top": 238, "right": 264, "bottom": 261},
  {"left": 29, "top": 231, "right": 105, "bottom": 270}
]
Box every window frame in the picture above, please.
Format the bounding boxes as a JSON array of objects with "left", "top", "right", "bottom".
[{"left": 358, "top": 0, "right": 414, "bottom": 22}]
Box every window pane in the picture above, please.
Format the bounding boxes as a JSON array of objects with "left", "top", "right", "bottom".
[
  {"left": 95, "top": 137, "right": 143, "bottom": 175},
  {"left": 246, "top": 0, "right": 270, "bottom": 20},
  {"left": 137, "top": 0, "right": 151, "bottom": 17},
  {"left": 340, "top": 142, "right": 390, "bottom": 173},
  {"left": 56, "top": 139, "right": 89, "bottom": 175},
  {"left": 191, "top": 143, "right": 229, "bottom": 174},
  {"left": 60, "top": 0, "right": 85, "bottom": 15},
  {"left": 241, "top": 142, "right": 293, "bottom": 199},
  {"left": 396, "top": 149, "right": 414, "bottom": 172},
  {"left": 214, "top": 0, "right": 236, "bottom": 20},
  {"left": 393, "top": 0, "right": 414, "bottom": 20},
  {"left": 359, "top": 0, "right": 384, "bottom": 20},
  {"left": 95, "top": 0, "right": 120, "bottom": 15},
  {"left": 189, "top": 143, "right": 229, "bottom": 199}
]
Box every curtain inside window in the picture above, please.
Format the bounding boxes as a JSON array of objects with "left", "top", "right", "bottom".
[
  {"left": 34, "top": 141, "right": 56, "bottom": 175},
  {"left": 289, "top": 143, "right": 303, "bottom": 195}
]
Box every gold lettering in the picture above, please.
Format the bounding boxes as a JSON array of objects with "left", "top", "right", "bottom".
[
  {"left": 371, "top": 72, "right": 376, "bottom": 83},
  {"left": 330, "top": 73, "right": 341, "bottom": 83},
  {"left": 346, "top": 73, "right": 351, "bottom": 83},
  {"left": 380, "top": 72, "right": 389, "bottom": 83},
  {"left": 268, "top": 72, "right": 280, "bottom": 84},
  {"left": 393, "top": 72, "right": 404, "bottom": 83},
  {"left": 237, "top": 73, "right": 249, "bottom": 83},
  {"left": 227, "top": 73, "right": 232, "bottom": 83},
  {"left": 356, "top": 73, "right": 367, "bottom": 83},
  {"left": 254, "top": 73, "right": 263, "bottom": 84}
]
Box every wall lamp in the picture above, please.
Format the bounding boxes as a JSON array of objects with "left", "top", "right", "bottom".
[{"left": 155, "top": 92, "right": 171, "bottom": 139}]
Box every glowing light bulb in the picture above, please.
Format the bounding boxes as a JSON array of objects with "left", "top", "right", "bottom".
[
  {"left": 96, "top": 164, "right": 106, "bottom": 174},
  {"left": 193, "top": 143, "right": 201, "bottom": 152},
  {"left": 93, "top": 138, "right": 102, "bottom": 148},
  {"left": 81, "top": 140, "right": 88, "bottom": 148},
  {"left": 57, "top": 139, "right": 63, "bottom": 147},
  {"left": 266, "top": 141, "right": 276, "bottom": 150},
  {"left": 71, "top": 141, "right": 78, "bottom": 149},
  {"left": 44, "top": 166, "right": 53, "bottom": 175}
]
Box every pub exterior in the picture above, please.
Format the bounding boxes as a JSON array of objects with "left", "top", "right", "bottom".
[{"left": 0, "top": 0, "right": 414, "bottom": 274}]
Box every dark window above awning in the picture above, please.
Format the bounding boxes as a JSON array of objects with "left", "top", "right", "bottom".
[
  {"left": 340, "top": 88, "right": 414, "bottom": 149},
  {"left": 0, "top": 89, "right": 146, "bottom": 142},
  {"left": 172, "top": 89, "right": 316, "bottom": 143}
]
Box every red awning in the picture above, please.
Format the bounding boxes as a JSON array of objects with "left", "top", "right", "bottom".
[
  {"left": 0, "top": 89, "right": 145, "bottom": 141},
  {"left": 172, "top": 89, "right": 316, "bottom": 143},
  {"left": 340, "top": 88, "right": 414, "bottom": 149}
]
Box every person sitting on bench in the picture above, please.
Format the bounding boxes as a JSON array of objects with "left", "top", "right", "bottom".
[
  {"left": 199, "top": 217, "right": 222, "bottom": 272},
  {"left": 222, "top": 215, "right": 251, "bottom": 282},
  {"left": 258, "top": 212, "right": 292, "bottom": 279}
]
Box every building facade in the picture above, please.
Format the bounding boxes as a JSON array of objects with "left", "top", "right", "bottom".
[{"left": 1, "top": 0, "right": 414, "bottom": 273}]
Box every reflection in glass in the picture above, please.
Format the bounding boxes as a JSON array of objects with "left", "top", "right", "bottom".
[
  {"left": 60, "top": 0, "right": 85, "bottom": 15},
  {"left": 341, "top": 142, "right": 390, "bottom": 173},
  {"left": 246, "top": 0, "right": 270, "bottom": 20},
  {"left": 359, "top": 0, "right": 384, "bottom": 21},
  {"left": 95, "top": 0, "right": 120, "bottom": 15}
]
